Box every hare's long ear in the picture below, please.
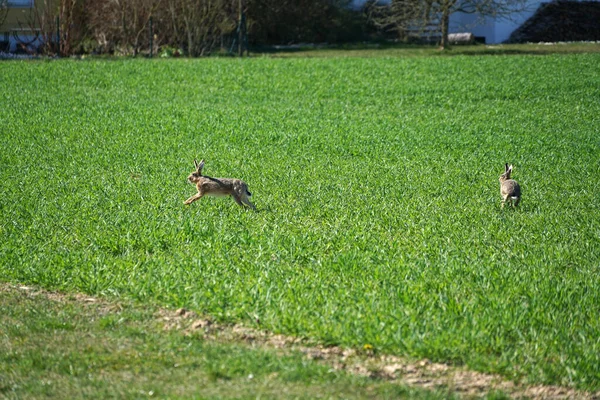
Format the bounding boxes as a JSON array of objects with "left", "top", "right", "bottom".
[
  {"left": 197, "top": 159, "right": 205, "bottom": 174},
  {"left": 194, "top": 159, "right": 199, "bottom": 170},
  {"left": 505, "top": 163, "right": 509, "bottom": 172},
  {"left": 508, "top": 164, "right": 513, "bottom": 173}
]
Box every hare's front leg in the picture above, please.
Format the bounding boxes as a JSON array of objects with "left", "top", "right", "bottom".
[{"left": 184, "top": 193, "right": 203, "bottom": 205}]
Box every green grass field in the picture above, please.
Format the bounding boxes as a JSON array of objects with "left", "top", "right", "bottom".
[
  {"left": 2, "top": 284, "right": 453, "bottom": 399},
  {"left": 1, "top": 48, "right": 599, "bottom": 393}
]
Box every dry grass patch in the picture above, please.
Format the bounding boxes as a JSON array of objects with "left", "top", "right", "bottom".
[
  {"left": 161, "top": 305, "right": 597, "bottom": 399},
  {"left": 3, "top": 284, "right": 591, "bottom": 399}
]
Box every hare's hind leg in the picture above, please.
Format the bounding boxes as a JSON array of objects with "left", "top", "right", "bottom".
[
  {"left": 512, "top": 196, "right": 520, "bottom": 208},
  {"left": 232, "top": 189, "right": 256, "bottom": 210},
  {"left": 232, "top": 193, "right": 255, "bottom": 210},
  {"left": 241, "top": 194, "right": 256, "bottom": 210},
  {"left": 240, "top": 184, "right": 256, "bottom": 210},
  {"left": 231, "top": 192, "right": 245, "bottom": 208}
]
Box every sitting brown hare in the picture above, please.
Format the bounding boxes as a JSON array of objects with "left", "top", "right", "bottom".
[
  {"left": 499, "top": 163, "right": 521, "bottom": 208},
  {"left": 184, "top": 159, "right": 256, "bottom": 210}
]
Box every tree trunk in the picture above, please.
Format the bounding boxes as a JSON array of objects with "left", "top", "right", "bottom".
[
  {"left": 183, "top": 14, "right": 195, "bottom": 56},
  {"left": 440, "top": 9, "right": 450, "bottom": 50}
]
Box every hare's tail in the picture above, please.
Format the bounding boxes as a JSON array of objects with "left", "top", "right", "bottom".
[{"left": 246, "top": 190, "right": 252, "bottom": 197}]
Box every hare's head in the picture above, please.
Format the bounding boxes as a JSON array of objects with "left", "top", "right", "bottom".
[
  {"left": 499, "top": 163, "right": 513, "bottom": 183},
  {"left": 187, "top": 159, "right": 205, "bottom": 184}
]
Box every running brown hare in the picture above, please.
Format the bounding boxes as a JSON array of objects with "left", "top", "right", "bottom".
[{"left": 184, "top": 159, "right": 256, "bottom": 210}]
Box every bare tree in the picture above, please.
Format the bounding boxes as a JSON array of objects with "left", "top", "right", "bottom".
[
  {"left": 366, "top": 0, "right": 426, "bottom": 42},
  {"left": 370, "top": 0, "right": 529, "bottom": 49},
  {"left": 86, "top": 0, "right": 236, "bottom": 56},
  {"left": 88, "top": 0, "right": 162, "bottom": 56},
  {"left": 13, "top": 0, "right": 55, "bottom": 54},
  {"left": 129, "top": 0, "right": 162, "bottom": 56},
  {"left": 165, "top": 0, "right": 236, "bottom": 56},
  {"left": 12, "top": 0, "right": 84, "bottom": 55},
  {"left": 427, "top": 0, "right": 530, "bottom": 49},
  {"left": 56, "top": 0, "right": 82, "bottom": 55}
]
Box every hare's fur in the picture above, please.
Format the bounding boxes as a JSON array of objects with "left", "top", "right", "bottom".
[
  {"left": 499, "top": 163, "right": 521, "bottom": 208},
  {"left": 184, "top": 159, "right": 256, "bottom": 210}
]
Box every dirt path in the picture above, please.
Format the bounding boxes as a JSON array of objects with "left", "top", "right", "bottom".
[{"left": 4, "top": 283, "right": 597, "bottom": 399}]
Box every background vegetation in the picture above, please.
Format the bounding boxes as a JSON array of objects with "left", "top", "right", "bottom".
[
  {"left": 1, "top": 51, "right": 599, "bottom": 392},
  {"left": 3, "top": 0, "right": 376, "bottom": 56}
]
